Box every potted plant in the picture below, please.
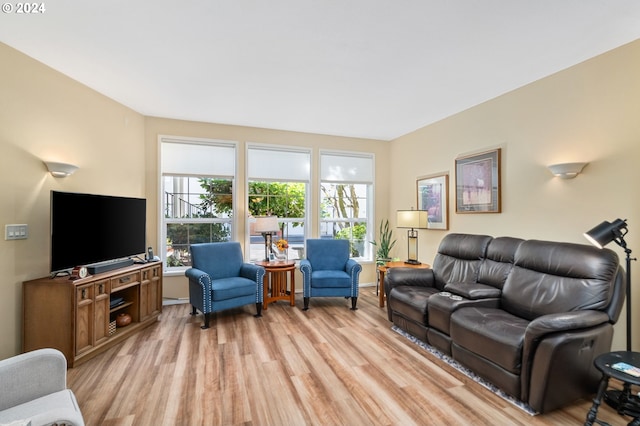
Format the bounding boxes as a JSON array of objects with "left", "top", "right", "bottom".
[{"left": 370, "top": 219, "right": 396, "bottom": 266}]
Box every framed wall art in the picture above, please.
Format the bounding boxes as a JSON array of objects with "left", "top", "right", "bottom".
[
  {"left": 417, "top": 173, "right": 449, "bottom": 230},
  {"left": 455, "top": 148, "right": 501, "bottom": 213}
]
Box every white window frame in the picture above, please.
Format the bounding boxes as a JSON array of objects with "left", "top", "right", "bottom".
[
  {"left": 319, "top": 150, "right": 375, "bottom": 261},
  {"left": 246, "top": 143, "right": 311, "bottom": 262},
  {"left": 159, "top": 135, "right": 238, "bottom": 274}
]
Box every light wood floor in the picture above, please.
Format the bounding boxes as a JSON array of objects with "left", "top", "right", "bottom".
[{"left": 67, "top": 289, "right": 627, "bottom": 425}]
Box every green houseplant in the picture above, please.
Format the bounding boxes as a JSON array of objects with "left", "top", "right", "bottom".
[{"left": 371, "top": 219, "right": 396, "bottom": 266}]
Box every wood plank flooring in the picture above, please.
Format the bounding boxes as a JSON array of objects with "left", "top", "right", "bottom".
[{"left": 67, "top": 289, "right": 627, "bottom": 425}]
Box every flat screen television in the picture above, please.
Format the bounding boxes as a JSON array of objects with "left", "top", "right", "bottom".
[{"left": 51, "top": 191, "right": 147, "bottom": 274}]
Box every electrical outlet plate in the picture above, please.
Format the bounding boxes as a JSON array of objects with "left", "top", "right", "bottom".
[{"left": 5, "top": 224, "right": 28, "bottom": 240}]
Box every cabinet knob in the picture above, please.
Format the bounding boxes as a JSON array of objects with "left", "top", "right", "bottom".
[{"left": 81, "top": 288, "right": 87, "bottom": 299}]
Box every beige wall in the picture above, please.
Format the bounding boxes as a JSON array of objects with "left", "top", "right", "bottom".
[
  {"left": 1, "top": 38, "right": 638, "bottom": 359},
  {"left": 0, "top": 43, "right": 146, "bottom": 358},
  {"left": 144, "top": 118, "right": 390, "bottom": 298},
  {"left": 389, "top": 39, "right": 640, "bottom": 351}
]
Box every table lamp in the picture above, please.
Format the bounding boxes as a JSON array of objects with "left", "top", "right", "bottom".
[
  {"left": 255, "top": 216, "right": 280, "bottom": 261},
  {"left": 397, "top": 209, "right": 428, "bottom": 265}
]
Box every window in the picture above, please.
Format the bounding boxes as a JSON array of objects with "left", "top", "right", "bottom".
[
  {"left": 247, "top": 145, "right": 310, "bottom": 262},
  {"left": 320, "top": 151, "right": 374, "bottom": 260},
  {"left": 160, "top": 137, "right": 236, "bottom": 270}
]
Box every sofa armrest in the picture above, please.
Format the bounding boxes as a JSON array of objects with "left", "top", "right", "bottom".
[
  {"left": 520, "top": 311, "right": 612, "bottom": 409},
  {"left": 525, "top": 310, "right": 610, "bottom": 343},
  {"left": 0, "top": 348, "right": 67, "bottom": 411},
  {"left": 345, "top": 259, "right": 361, "bottom": 277},
  {"left": 239, "top": 263, "right": 266, "bottom": 284},
  {"left": 385, "top": 267, "right": 435, "bottom": 295},
  {"left": 444, "top": 282, "right": 501, "bottom": 299},
  {"left": 299, "top": 259, "right": 312, "bottom": 275},
  {"left": 386, "top": 267, "right": 435, "bottom": 287},
  {"left": 520, "top": 310, "right": 610, "bottom": 400},
  {"left": 185, "top": 267, "right": 211, "bottom": 289}
]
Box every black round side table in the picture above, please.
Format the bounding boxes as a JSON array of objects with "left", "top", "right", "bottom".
[{"left": 585, "top": 351, "right": 640, "bottom": 426}]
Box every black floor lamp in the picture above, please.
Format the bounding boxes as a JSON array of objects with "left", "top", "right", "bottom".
[
  {"left": 584, "top": 219, "right": 634, "bottom": 351},
  {"left": 584, "top": 218, "right": 638, "bottom": 413}
]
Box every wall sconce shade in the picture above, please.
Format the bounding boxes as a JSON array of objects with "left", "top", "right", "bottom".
[
  {"left": 44, "top": 161, "right": 78, "bottom": 178},
  {"left": 397, "top": 210, "right": 428, "bottom": 265},
  {"left": 547, "top": 162, "right": 587, "bottom": 179},
  {"left": 255, "top": 216, "right": 280, "bottom": 261}
]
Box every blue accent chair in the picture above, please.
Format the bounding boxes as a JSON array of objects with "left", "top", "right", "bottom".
[
  {"left": 299, "top": 239, "right": 362, "bottom": 310},
  {"left": 185, "top": 242, "right": 265, "bottom": 329}
]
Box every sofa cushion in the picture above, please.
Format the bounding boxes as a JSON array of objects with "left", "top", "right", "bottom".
[
  {"left": 450, "top": 307, "right": 528, "bottom": 374},
  {"left": 388, "top": 286, "right": 440, "bottom": 324},
  {"left": 428, "top": 292, "right": 500, "bottom": 335},
  {"left": 477, "top": 237, "right": 523, "bottom": 289},
  {"left": 211, "top": 277, "right": 259, "bottom": 301},
  {"left": 501, "top": 240, "right": 620, "bottom": 321},
  {"left": 309, "top": 270, "right": 351, "bottom": 288},
  {"left": 431, "top": 233, "right": 492, "bottom": 289}
]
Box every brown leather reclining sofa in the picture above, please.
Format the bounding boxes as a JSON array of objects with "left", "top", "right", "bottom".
[{"left": 385, "top": 233, "right": 625, "bottom": 413}]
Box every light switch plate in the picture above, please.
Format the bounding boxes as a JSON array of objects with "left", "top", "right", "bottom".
[{"left": 5, "top": 224, "right": 28, "bottom": 240}]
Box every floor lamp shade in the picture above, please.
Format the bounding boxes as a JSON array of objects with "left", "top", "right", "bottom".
[
  {"left": 255, "top": 216, "right": 280, "bottom": 261},
  {"left": 584, "top": 219, "right": 628, "bottom": 248},
  {"left": 397, "top": 210, "right": 428, "bottom": 265}
]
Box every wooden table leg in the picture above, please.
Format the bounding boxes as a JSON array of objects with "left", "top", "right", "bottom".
[
  {"left": 379, "top": 269, "right": 386, "bottom": 308},
  {"left": 263, "top": 271, "right": 271, "bottom": 310},
  {"left": 585, "top": 375, "right": 610, "bottom": 426},
  {"left": 289, "top": 269, "right": 295, "bottom": 306}
]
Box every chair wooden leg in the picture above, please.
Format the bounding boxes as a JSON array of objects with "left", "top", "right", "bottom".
[
  {"left": 351, "top": 297, "right": 358, "bottom": 310},
  {"left": 254, "top": 303, "right": 262, "bottom": 318},
  {"left": 201, "top": 313, "right": 210, "bottom": 330},
  {"left": 303, "top": 297, "right": 310, "bottom": 311},
  {"left": 191, "top": 305, "right": 197, "bottom": 315}
]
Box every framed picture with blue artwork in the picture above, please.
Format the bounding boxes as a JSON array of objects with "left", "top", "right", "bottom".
[{"left": 417, "top": 173, "right": 449, "bottom": 230}]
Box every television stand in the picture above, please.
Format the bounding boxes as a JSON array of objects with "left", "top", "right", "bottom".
[
  {"left": 86, "top": 258, "right": 134, "bottom": 275},
  {"left": 23, "top": 261, "right": 162, "bottom": 367}
]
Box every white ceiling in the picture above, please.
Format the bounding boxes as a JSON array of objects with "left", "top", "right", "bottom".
[{"left": 2, "top": 1, "right": 640, "bottom": 141}]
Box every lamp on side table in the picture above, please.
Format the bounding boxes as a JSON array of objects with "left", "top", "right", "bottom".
[{"left": 255, "top": 216, "right": 280, "bottom": 261}]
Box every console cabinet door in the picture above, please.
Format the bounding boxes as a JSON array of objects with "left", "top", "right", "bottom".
[
  {"left": 140, "top": 265, "right": 163, "bottom": 320},
  {"left": 75, "top": 283, "right": 94, "bottom": 355},
  {"left": 140, "top": 269, "right": 150, "bottom": 320},
  {"left": 94, "top": 280, "right": 110, "bottom": 345},
  {"left": 149, "top": 264, "right": 162, "bottom": 316}
]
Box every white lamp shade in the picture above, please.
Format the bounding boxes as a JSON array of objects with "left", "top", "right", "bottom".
[
  {"left": 254, "top": 216, "right": 279, "bottom": 233},
  {"left": 547, "top": 162, "right": 587, "bottom": 179},
  {"left": 397, "top": 210, "right": 428, "bottom": 229},
  {"left": 44, "top": 161, "right": 78, "bottom": 177}
]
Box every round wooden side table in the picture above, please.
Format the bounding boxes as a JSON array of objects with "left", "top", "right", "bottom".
[
  {"left": 256, "top": 260, "right": 296, "bottom": 310},
  {"left": 585, "top": 351, "right": 640, "bottom": 425}
]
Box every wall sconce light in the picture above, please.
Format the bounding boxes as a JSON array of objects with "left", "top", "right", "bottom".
[
  {"left": 397, "top": 209, "right": 428, "bottom": 265},
  {"left": 44, "top": 161, "right": 78, "bottom": 178},
  {"left": 254, "top": 215, "right": 280, "bottom": 261},
  {"left": 547, "top": 162, "right": 587, "bottom": 179}
]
